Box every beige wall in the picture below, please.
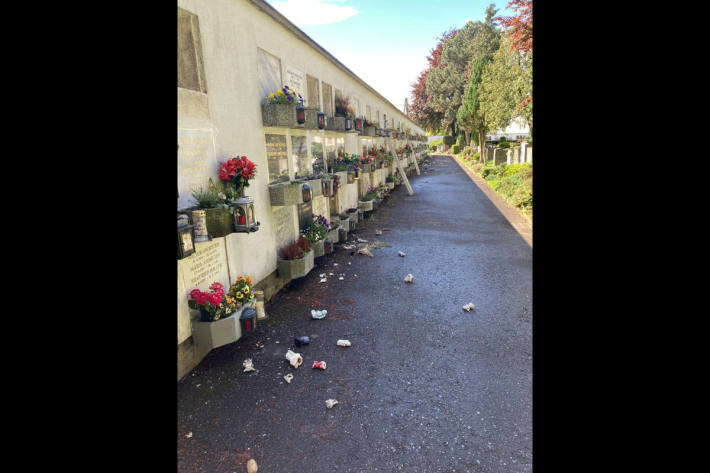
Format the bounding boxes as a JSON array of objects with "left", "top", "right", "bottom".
[{"left": 177, "top": 0, "right": 424, "bottom": 350}]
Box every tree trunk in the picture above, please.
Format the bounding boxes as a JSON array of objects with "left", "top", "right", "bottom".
[
  {"left": 464, "top": 130, "right": 470, "bottom": 147},
  {"left": 478, "top": 128, "right": 485, "bottom": 163}
]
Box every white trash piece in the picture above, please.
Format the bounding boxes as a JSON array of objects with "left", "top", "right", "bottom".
[
  {"left": 319, "top": 278, "right": 327, "bottom": 283},
  {"left": 356, "top": 238, "right": 368, "bottom": 243},
  {"left": 358, "top": 247, "right": 374, "bottom": 258},
  {"left": 247, "top": 458, "right": 258, "bottom": 473},
  {"left": 285, "top": 350, "right": 303, "bottom": 368},
  {"left": 398, "top": 251, "right": 406, "bottom": 257},
  {"left": 284, "top": 373, "right": 294, "bottom": 383},
  {"left": 243, "top": 358, "right": 256, "bottom": 372},
  {"left": 375, "top": 230, "right": 382, "bottom": 235},
  {"left": 404, "top": 274, "right": 414, "bottom": 283},
  {"left": 463, "top": 303, "right": 476, "bottom": 312},
  {"left": 336, "top": 339, "right": 352, "bottom": 347},
  {"left": 325, "top": 399, "right": 339, "bottom": 409},
  {"left": 311, "top": 309, "right": 327, "bottom": 319}
]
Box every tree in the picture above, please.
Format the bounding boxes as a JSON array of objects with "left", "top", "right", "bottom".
[
  {"left": 479, "top": 36, "right": 531, "bottom": 134},
  {"left": 424, "top": 5, "right": 499, "bottom": 136},
  {"left": 456, "top": 55, "right": 490, "bottom": 154}
]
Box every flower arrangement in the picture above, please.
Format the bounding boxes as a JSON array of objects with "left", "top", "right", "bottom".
[
  {"left": 229, "top": 275, "right": 254, "bottom": 305},
  {"left": 188, "top": 282, "right": 239, "bottom": 322},
  {"left": 219, "top": 156, "right": 257, "bottom": 196},
  {"left": 301, "top": 214, "right": 330, "bottom": 244},
  {"left": 265, "top": 85, "right": 304, "bottom": 106},
  {"left": 280, "top": 236, "right": 312, "bottom": 260}
]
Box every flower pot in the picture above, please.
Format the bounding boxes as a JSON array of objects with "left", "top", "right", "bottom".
[
  {"left": 312, "top": 238, "right": 325, "bottom": 258},
  {"left": 203, "top": 207, "right": 233, "bottom": 238},
  {"left": 269, "top": 182, "right": 304, "bottom": 206},
  {"left": 346, "top": 208, "right": 359, "bottom": 223},
  {"left": 277, "top": 249, "right": 314, "bottom": 280},
  {"left": 358, "top": 200, "right": 374, "bottom": 212},
  {"left": 261, "top": 104, "right": 298, "bottom": 127},
  {"left": 331, "top": 116, "right": 345, "bottom": 131},
  {"left": 326, "top": 226, "right": 340, "bottom": 242},
  {"left": 337, "top": 216, "right": 350, "bottom": 231},
  {"left": 191, "top": 312, "right": 239, "bottom": 350},
  {"left": 386, "top": 182, "right": 395, "bottom": 190},
  {"left": 304, "top": 109, "right": 319, "bottom": 129}
]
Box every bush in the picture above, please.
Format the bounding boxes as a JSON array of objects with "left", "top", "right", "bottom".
[
  {"left": 456, "top": 133, "right": 465, "bottom": 146},
  {"left": 429, "top": 138, "right": 443, "bottom": 150},
  {"left": 443, "top": 135, "right": 456, "bottom": 146},
  {"left": 499, "top": 136, "right": 508, "bottom": 143},
  {"left": 497, "top": 141, "right": 510, "bottom": 149},
  {"left": 472, "top": 151, "right": 480, "bottom": 160},
  {"left": 451, "top": 143, "right": 461, "bottom": 154}
]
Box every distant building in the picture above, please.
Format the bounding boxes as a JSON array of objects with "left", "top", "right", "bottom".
[{"left": 487, "top": 117, "right": 530, "bottom": 141}]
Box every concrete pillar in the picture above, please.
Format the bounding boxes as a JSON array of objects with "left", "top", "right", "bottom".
[
  {"left": 520, "top": 141, "right": 528, "bottom": 163},
  {"left": 506, "top": 149, "right": 511, "bottom": 165}
]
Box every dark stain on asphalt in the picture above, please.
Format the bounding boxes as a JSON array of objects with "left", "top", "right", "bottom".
[{"left": 178, "top": 155, "right": 532, "bottom": 473}]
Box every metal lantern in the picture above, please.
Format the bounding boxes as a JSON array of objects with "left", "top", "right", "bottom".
[
  {"left": 231, "top": 196, "right": 260, "bottom": 233},
  {"left": 354, "top": 117, "right": 363, "bottom": 131},
  {"left": 177, "top": 214, "right": 195, "bottom": 260},
  {"left": 345, "top": 117, "right": 353, "bottom": 131},
  {"left": 240, "top": 307, "right": 257, "bottom": 333},
  {"left": 301, "top": 183, "right": 312, "bottom": 202},
  {"left": 317, "top": 111, "right": 326, "bottom": 129},
  {"left": 296, "top": 104, "right": 306, "bottom": 124},
  {"left": 191, "top": 209, "right": 210, "bottom": 242},
  {"left": 324, "top": 238, "right": 333, "bottom": 253},
  {"left": 254, "top": 290, "right": 267, "bottom": 320},
  {"left": 322, "top": 176, "right": 334, "bottom": 197}
]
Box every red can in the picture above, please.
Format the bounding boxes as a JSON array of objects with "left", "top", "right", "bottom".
[{"left": 312, "top": 361, "right": 327, "bottom": 370}]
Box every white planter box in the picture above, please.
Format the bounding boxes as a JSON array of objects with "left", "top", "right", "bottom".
[
  {"left": 358, "top": 200, "right": 374, "bottom": 212},
  {"left": 277, "top": 249, "right": 314, "bottom": 280}
]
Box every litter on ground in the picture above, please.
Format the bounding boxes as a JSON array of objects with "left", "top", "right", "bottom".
[
  {"left": 325, "top": 399, "right": 339, "bottom": 409},
  {"left": 463, "top": 303, "right": 476, "bottom": 312},
  {"left": 404, "top": 274, "right": 414, "bottom": 283},
  {"left": 311, "top": 309, "right": 327, "bottom": 319},
  {"left": 285, "top": 350, "right": 303, "bottom": 368},
  {"left": 358, "top": 248, "right": 374, "bottom": 258},
  {"left": 243, "top": 358, "right": 256, "bottom": 372},
  {"left": 283, "top": 373, "right": 293, "bottom": 383},
  {"left": 247, "top": 458, "right": 258, "bottom": 473},
  {"left": 398, "top": 251, "right": 406, "bottom": 257},
  {"left": 312, "top": 361, "right": 327, "bottom": 370},
  {"left": 337, "top": 339, "right": 352, "bottom": 347}
]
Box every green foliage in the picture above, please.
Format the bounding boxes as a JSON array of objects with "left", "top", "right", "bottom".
[
  {"left": 191, "top": 185, "right": 219, "bottom": 209},
  {"left": 451, "top": 144, "right": 462, "bottom": 154},
  {"left": 443, "top": 135, "right": 456, "bottom": 145},
  {"left": 497, "top": 141, "right": 510, "bottom": 148},
  {"left": 362, "top": 191, "right": 378, "bottom": 202},
  {"left": 429, "top": 138, "right": 443, "bottom": 150},
  {"left": 473, "top": 151, "right": 480, "bottom": 160}
]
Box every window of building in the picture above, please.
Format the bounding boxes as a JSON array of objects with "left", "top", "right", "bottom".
[{"left": 178, "top": 8, "right": 207, "bottom": 93}]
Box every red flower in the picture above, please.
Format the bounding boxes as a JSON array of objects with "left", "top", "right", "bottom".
[
  {"left": 208, "top": 293, "right": 221, "bottom": 306},
  {"left": 209, "top": 282, "right": 223, "bottom": 291}
]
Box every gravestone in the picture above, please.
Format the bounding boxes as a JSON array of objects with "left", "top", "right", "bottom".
[
  {"left": 179, "top": 238, "right": 230, "bottom": 297},
  {"left": 178, "top": 128, "right": 218, "bottom": 210},
  {"left": 272, "top": 205, "right": 297, "bottom": 252}
]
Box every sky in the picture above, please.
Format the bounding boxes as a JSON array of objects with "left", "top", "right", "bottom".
[{"left": 268, "top": 0, "right": 514, "bottom": 112}]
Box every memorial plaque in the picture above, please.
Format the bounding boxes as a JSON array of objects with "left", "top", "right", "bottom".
[
  {"left": 291, "top": 135, "right": 309, "bottom": 178},
  {"left": 180, "top": 239, "right": 230, "bottom": 295},
  {"left": 297, "top": 201, "right": 313, "bottom": 230},
  {"left": 258, "top": 48, "right": 282, "bottom": 102},
  {"left": 265, "top": 133, "right": 289, "bottom": 184},
  {"left": 178, "top": 128, "right": 218, "bottom": 210},
  {"left": 312, "top": 195, "right": 329, "bottom": 222},
  {"left": 285, "top": 65, "right": 305, "bottom": 97},
  {"left": 273, "top": 205, "right": 296, "bottom": 251}
]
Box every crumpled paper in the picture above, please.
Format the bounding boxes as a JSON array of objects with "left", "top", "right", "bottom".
[
  {"left": 336, "top": 339, "right": 352, "bottom": 347},
  {"left": 325, "top": 399, "right": 339, "bottom": 409},
  {"left": 462, "top": 303, "right": 475, "bottom": 312},
  {"left": 404, "top": 274, "right": 414, "bottom": 283},
  {"left": 311, "top": 309, "right": 327, "bottom": 319},
  {"left": 243, "top": 358, "right": 256, "bottom": 372},
  {"left": 284, "top": 373, "right": 294, "bottom": 383}
]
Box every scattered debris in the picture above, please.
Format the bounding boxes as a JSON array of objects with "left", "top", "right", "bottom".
[
  {"left": 337, "top": 339, "right": 352, "bottom": 347},
  {"left": 311, "top": 309, "right": 327, "bottom": 319},
  {"left": 283, "top": 373, "right": 293, "bottom": 384},
  {"left": 329, "top": 273, "right": 334, "bottom": 276},
  {"left": 463, "top": 303, "right": 476, "bottom": 312},
  {"left": 243, "top": 358, "right": 256, "bottom": 372},
  {"left": 247, "top": 458, "right": 258, "bottom": 473},
  {"left": 319, "top": 278, "right": 327, "bottom": 283},
  {"left": 185, "top": 432, "right": 193, "bottom": 438},
  {"left": 294, "top": 336, "right": 310, "bottom": 346},
  {"left": 285, "top": 350, "right": 303, "bottom": 368},
  {"left": 369, "top": 240, "right": 391, "bottom": 249},
  {"left": 333, "top": 263, "right": 338, "bottom": 266},
  {"left": 357, "top": 238, "right": 368, "bottom": 243},
  {"left": 325, "top": 399, "right": 339, "bottom": 409},
  {"left": 375, "top": 229, "right": 382, "bottom": 235},
  {"left": 312, "top": 360, "right": 327, "bottom": 370},
  {"left": 343, "top": 244, "right": 357, "bottom": 250},
  {"left": 404, "top": 274, "right": 414, "bottom": 283},
  {"left": 398, "top": 251, "right": 406, "bottom": 257},
  {"left": 358, "top": 247, "right": 374, "bottom": 258},
  {"left": 275, "top": 341, "right": 280, "bottom": 344},
  {"left": 319, "top": 273, "right": 325, "bottom": 278},
  {"left": 339, "top": 276, "right": 344, "bottom": 280}
]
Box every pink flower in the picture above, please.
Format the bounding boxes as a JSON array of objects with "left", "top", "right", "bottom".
[
  {"left": 208, "top": 293, "right": 221, "bottom": 306},
  {"left": 190, "top": 289, "right": 202, "bottom": 300}
]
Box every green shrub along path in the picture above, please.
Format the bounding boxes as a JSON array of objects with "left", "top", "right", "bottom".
[{"left": 455, "top": 151, "right": 532, "bottom": 221}]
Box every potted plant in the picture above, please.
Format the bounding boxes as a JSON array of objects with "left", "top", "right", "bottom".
[
  {"left": 358, "top": 190, "right": 377, "bottom": 212},
  {"left": 261, "top": 85, "right": 304, "bottom": 127},
  {"left": 190, "top": 181, "right": 233, "bottom": 238},
  {"left": 301, "top": 215, "right": 330, "bottom": 258},
  {"left": 326, "top": 220, "right": 340, "bottom": 242},
  {"left": 277, "top": 236, "right": 314, "bottom": 280},
  {"left": 188, "top": 282, "right": 242, "bottom": 349}
]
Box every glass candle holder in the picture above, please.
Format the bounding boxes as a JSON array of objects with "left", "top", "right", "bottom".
[{"left": 254, "top": 290, "right": 267, "bottom": 320}]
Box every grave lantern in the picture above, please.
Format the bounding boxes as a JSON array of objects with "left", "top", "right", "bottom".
[
  {"left": 317, "top": 112, "right": 326, "bottom": 129},
  {"left": 345, "top": 117, "right": 353, "bottom": 131},
  {"left": 354, "top": 117, "right": 363, "bottom": 131},
  {"left": 240, "top": 307, "right": 257, "bottom": 333},
  {"left": 231, "top": 196, "right": 260, "bottom": 233},
  {"left": 177, "top": 214, "right": 195, "bottom": 260},
  {"left": 191, "top": 210, "right": 210, "bottom": 242},
  {"left": 301, "top": 183, "right": 312, "bottom": 202},
  {"left": 296, "top": 104, "right": 306, "bottom": 124},
  {"left": 324, "top": 238, "right": 333, "bottom": 254},
  {"left": 322, "top": 176, "right": 334, "bottom": 197}
]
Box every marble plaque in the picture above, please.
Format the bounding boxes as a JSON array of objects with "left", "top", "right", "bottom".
[
  {"left": 273, "top": 205, "right": 296, "bottom": 252},
  {"left": 180, "top": 238, "right": 230, "bottom": 295},
  {"left": 285, "top": 65, "right": 305, "bottom": 97},
  {"left": 178, "top": 128, "right": 218, "bottom": 210}
]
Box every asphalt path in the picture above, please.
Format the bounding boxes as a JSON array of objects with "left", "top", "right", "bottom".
[{"left": 178, "top": 155, "right": 533, "bottom": 473}]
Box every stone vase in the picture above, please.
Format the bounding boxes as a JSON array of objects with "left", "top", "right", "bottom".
[
  {"left": 277, "top": 249, "right": 314, "bottom": 280},
  {"left": 203, "top": 207, "right": 233, "bottom": 238}
]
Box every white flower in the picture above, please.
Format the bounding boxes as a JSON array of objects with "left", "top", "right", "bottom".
[{"left": 217, "top": 192, "right": 226, "bottom": 200}]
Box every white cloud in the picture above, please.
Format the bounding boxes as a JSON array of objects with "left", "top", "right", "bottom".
[{"left": 272, "top": 0, "right": 359, "bottom": 26}]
